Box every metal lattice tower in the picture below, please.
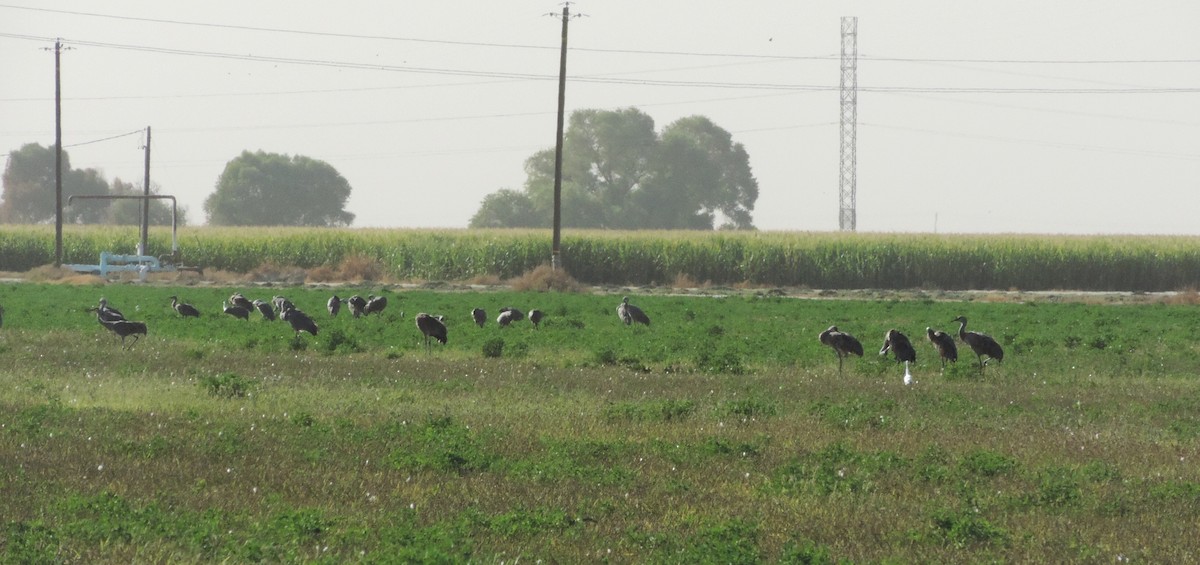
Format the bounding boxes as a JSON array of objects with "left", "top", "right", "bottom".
[{"left": 838, "top": 16, "right": 858, "bottom": 231}]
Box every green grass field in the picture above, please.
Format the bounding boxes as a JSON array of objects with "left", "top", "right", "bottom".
[{"left": 2, "top": 282, "right": 1200, "bottom": 562}]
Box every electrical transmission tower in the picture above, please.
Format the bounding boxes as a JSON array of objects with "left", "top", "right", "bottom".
[{"left": 838, "top": 17, "right": 858, "bottom": 231}]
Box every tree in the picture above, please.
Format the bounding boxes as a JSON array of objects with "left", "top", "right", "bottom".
[
  {"left": 468, "top": 189, "right": 540, "bottom": 228},
  {"left": 108, "top": 178, "right": 188, "bottom": 226},
  {"left": 470, "top": 108, "right": 758, "bottom": 230},
  {"left": 204, "top": 150, "right": 354, "bottom": 227},
  {"left": 1, "top": 142, "right": 110, "bottom": 224}
]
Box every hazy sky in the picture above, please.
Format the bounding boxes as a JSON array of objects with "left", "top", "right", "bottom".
[{"left": 2, "top": 1, "right": 1198, "bottom": 235}]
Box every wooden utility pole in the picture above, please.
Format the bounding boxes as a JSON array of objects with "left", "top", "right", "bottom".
[
  {"left": 53, "top": 39, "right": 64, "bottom": 266},
  {"left": 140, "top": 126, "right": 151, "bottom": 256},
  {"left": 550, "top": 5, "right": 570, "bottom": 271}
]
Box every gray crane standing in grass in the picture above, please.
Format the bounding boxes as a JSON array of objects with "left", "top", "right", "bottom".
[
  {"left": 472, "top": 308, "right": 487, "bottom": 328},
  {"left": 497, "top": 307, "right": 524, "bottom": 327},
  {"left": 879, "top": 329, "right": 916, "bottom": 364},
  {"left": 926, "top": 327, "right": 958, "bottom": 369},
  {"left": 272, "top": 295, "right": 294, "bottom": 315},
  {"left": 230, "top": 292, "right": 254, "bottom": 313},
  {"left": 328, "top": 295, "right": 342, "bottom": 317},
  {"left": 88, "top": 306, "right": 147, "bottom": 349},
  {"left": 881, "top": 329, "right": 917, "bottom": 385},
  {"left": 365, "top": 294, "right": 388, "bottom": 316},
  {"left": 820, "top": 325, "right": 863, "bottom": 373},
  {"left": 416, "top": 313, "right": 447, "bottom": 352},
  {"left": 97, "top": 297, "right": 125, "bottom": 322},
  {"left": 281, "top": 305, "right": 318, "bottom": 336},
  {"left": 169, "top": 296, "right": 201, "bottom": 318},
  {"left": 345, "top": 295, "right": 367, "bottom": 318},
  {"left": 222, "top": 300, "right": 251, "bottom": 320},
  {"left": 953, "top": 316, "right": 1004, "bottom": 369},
  {"left": 252, "top": 299, "right": 276, "bottom": 321},
  {"left": 617, "top": 296, "right": 650, "bottom": 326}
]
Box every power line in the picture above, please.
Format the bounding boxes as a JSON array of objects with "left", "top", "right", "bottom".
[
  {"left": 5, "top": 32, "right": 1197, "bottom": 96},
  {"left": 3, "top": 4, "right": 1198, "bottom": 64},
  {"left": 862, "top": 122, "right": 1200, "bottom": 161},
  {"left": 63, "top": 128, "right": 144, "bottom": 148}
]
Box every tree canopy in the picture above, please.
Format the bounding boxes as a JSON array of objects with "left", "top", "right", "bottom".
[
  {"left": 1, "top": 142, "right": 184, "bottom": 225},
  {"left": 204, "top": 150, "right": 354, "bottom": 227},
  {"left": 470, "top": 108, "right": 758, "bottom": 230}
]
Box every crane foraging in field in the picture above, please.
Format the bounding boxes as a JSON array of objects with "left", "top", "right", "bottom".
[
  {"left": 222, "top": 300, "right": 250, "bottom": 320},
  {"left": 617, "top": 296, "right": 650, "bottom": 326},
  {"left": 169, "top": 296, "right": 201, "bottom": 318},
  {"left": 281, "top": 306, "right": 318, "bottom": 336},
  {"left": 272, "top": 295, "right": 294, "bottom": 315},
  {"left": 345, "top": 295, "right": 367, "bottom": 318},
  {"left": 472, "top": 308, "right": 487, "bottom": 328},
  {"left": 88, "top": 307, "right": 147, "bottom": 349},
  {"left": 879, "top": 329, "right": 916, "bottom": 364},
  {"left": 416, "top": 313, "right": 447, "bottom": 352},
  {"left": 252, "top": 299, "right": 276, "bottom": 321},
  {"left": 365, "top": 294, "right": 388, "bottom": 316},
  {"left": 953, "top": 316, "right": 1004, "bottom": 369},
  {"left": 926, "top": 327, "right": 958, "bottom": 369},
  {"left": 229, "top": 292, "right": 254, "bottom": 313},
  {"left": 819, "top": 325, "right": 863, "bottom": 373},
  {"left": 497, "top": 307, "right": 524, "bottom": 327},
  {"left": 97, "top": 297, "right": 125, "bottom": 322}
]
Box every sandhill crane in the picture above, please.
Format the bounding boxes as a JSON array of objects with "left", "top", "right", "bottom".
[
  {"left": 229, "top": 292, "right": 254, "bottom": 312},
  {"left": 252, "top": 299, "right": 276, "bottom": 321},
  {"left": 345, "top": 295, "right": 367, "bottom": 318},
  {"left": 617, "top": 296, "right": 650, "bottom": 326},
  {"left": 88, "top": 307, "right": 147, "bottom": 349},
  {"left": 528, "top": 309, "right": 544, "bottom": 329},
  {"left": 953, "top": 316, "right": 1004, "bottom": 369},
  {"left": 327, "top": 295, "right": 342, "bottom": 317},
  {"left": 222, "top": 300, "right": 251, "bottom": 320},
  {"left": 497, "top": 307, "right": 524, "bottom": 327},
  {"left": 169, "top": 296, "right": 201, "bottom": 318},
  {"left": 415, "top": 313, "right": 447, "bottom": 352},
  {"left": 879, "top": 329, "right": 916, "bottom": 364},
  {"left": 281, "top": 306, "right": 318, "bottom": 336},
  {"left": 272, "top": 295, "right": 294, "bottom": 314},
  {"left": 819, "top": 325, "right": 863, "bottom": 373},
  {"left": 97, "top": 297, "right": 125, "bottom": 322},
  {"left": 365, "top": 294, "right": 388, "bottom": 316},
  {"left": 472, "top": 308, "right": 486, "bottom": 328},
  {"left": 926, "top": 327, "right": 958, "bottom": 369}
]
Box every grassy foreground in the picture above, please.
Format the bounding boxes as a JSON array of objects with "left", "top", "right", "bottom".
[{"left": 1, "top": 282, "right": 1200, "bottom": 562}]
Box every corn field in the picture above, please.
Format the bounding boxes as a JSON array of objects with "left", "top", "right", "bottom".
[{"left": 1, "top": 225, "right": 1199, "bottom": 291}]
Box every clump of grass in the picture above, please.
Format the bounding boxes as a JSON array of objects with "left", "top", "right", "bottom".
[
  {"left": 929, "top": 507, "right": 1008, "bottom": 548},
  {"left": 200, "top": 373, "right": 253, "bottom": 398},
  {"left": 1165, "top": 286, "right": 1200, "bottom": 305},
  {"left": 509, "top": 264, "right": 581, "bottom": 292},
  {"left": 304, "top": 264, "right": 338, "bottom": 283},
  {"left": 248, "top": 261, "right": 306, "bottom": 283},
  {"left": 338, "top": 253, "right": 383, "bottom": 281},
  {"left": 467, "top": 273, "right": 503, "bottom": 286},
  {"left": 482, "top": 338, "right": 505, "bottom": 358},
  {"left": 672, "top": 272, "right": 709, "bottom": 289},
  {"left": 603, "top": 399, "right": 696, "bottom": 422}
]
